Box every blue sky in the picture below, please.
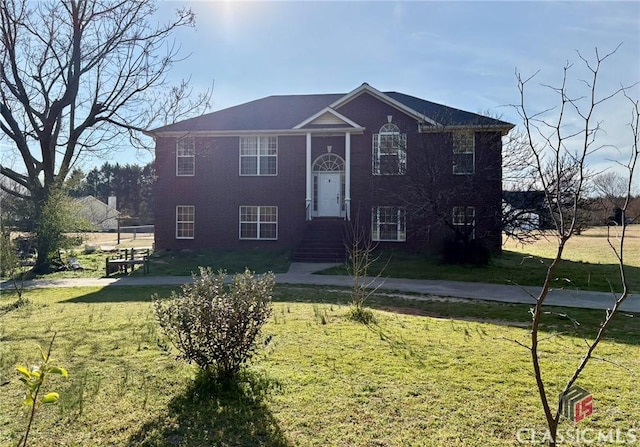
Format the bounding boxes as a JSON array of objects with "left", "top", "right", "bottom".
[{"left": 38, "top": 1, "right": 640, "bottom": 186}]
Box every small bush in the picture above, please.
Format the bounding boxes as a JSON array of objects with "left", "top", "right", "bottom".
[
  {"left": 347, "top": 306, "right": 376, "bottom": 325},
  {"left": 439, "top": 237, "right": 491, "bottom": 266},
  {"left": 153, "top": 267, "right": 274, "bottom": 380}
]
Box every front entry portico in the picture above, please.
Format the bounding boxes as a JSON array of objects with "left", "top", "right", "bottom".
[{"left": 304, "top": 126, "right": 360, "bottom": 221}]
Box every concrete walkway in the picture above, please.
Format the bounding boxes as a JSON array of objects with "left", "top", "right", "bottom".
[{"left": 1, "top": 262, "right": 638, "bottom": 313}]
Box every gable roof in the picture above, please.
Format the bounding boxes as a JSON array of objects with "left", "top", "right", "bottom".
[{"left": 148, "top": 83, "right": 513, "bottom": 136}]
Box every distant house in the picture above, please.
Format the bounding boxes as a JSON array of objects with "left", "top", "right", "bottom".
[
  {"left": 502, "top": 190, "right": 551, "bottom": 231},
  {"left": 147, "top": 83, "right": 513, "bottom": 261},
  {"left": 74, "top": 196, "right": 120, "bottom": 231}
]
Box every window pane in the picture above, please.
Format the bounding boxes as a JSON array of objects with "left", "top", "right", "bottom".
[
  {"left": 177, "top": 158, "right": 194, "bottom": 176},
  {"left": 453, "top": 153, "right": 474, "bottom": 174},
  {"left": 240, "top": 206, "right": 277, "bottom": 239},
  {"left": 259, "top": 156, "right": 277, "bottom": 175},
  {"left": 240, "top": 206, "right": 258, "bottom": 222},
  {"left": 453, "top": 132, "right": 474, "bottom": 153},
  {"left": 453, "top": 131, "right": 474, "bottom": 174},
  {"left": 260, "top": 223, "right": 277, "bottom": 239},
  {"left": 240, "top": 136, "right": 277, "bottom": 175},
  {"left": 177, "top": 138, "right": 195, "bottom": 176},
  {"left": 260, "top": 137, "right": 277, "bottom": 155},
  {"left": 176, "top": 206, "right": 194, "bottom": 239},
  {"left": 372, "top": 207, "right": 405, "bottom": 241},
  {"left": 241, "top": 157, "right": 258, "bottom": 175},
  {"left": 240, "top": 137, "right": 258, "bottom": 155},
  {"left": 373, "top": 126, "right": 407, "bottom": 175},
  {"left": 240, "top": 223, "right": 257, "bottom": 239},
  {"left": 261, "top": 206, "right": 277, "bottom": 222}
]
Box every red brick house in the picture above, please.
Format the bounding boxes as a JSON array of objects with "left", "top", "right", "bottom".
[{"left": 148, "top": 83, "right": 513, "bottom": 261}]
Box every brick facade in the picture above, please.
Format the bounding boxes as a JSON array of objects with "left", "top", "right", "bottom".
[{"left": 151, "top": 85, "right": 512, "bottom": 255}]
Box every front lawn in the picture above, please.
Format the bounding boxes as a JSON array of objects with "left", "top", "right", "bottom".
[
  {"left": 5, "top": 226, "right": 639, "bottom": 294},
  {"left": 1, "top": 286, "right": 637, "bottom": 446},
  {"left": 321, "top": 225, "right": 640, "bottom": 293}
]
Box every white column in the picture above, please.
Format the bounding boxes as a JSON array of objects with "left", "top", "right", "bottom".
[
  {"left": 305, "top": 132, "right": 312, "bottom": 220},
  {"left": 344, "top": 132, "right": 351, "bottom": 221}
]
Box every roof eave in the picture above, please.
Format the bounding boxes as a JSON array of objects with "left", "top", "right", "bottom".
[
  {"left": 419, "top": 123, "right": 515, "bottom": 135},
  {"left": 150, "top": 127, "right": 366, "bottom": 138}
]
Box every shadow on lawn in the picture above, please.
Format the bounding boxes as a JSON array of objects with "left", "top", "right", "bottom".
[
  {"left": 63, "top": 286, "right": 178, "bottom": 303},
  {"left": 128, "top": 370, "right": 290, "bottom": 447},
  {"left": 63, "top": 285, "right": 640, "bottom": 346}
]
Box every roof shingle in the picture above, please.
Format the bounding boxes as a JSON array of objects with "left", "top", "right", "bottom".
[{"left": 149, "top": 86, "right": 512, "bottom": 134}]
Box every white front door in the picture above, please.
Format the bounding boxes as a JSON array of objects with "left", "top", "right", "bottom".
[{"left": 317, "top": 172, "right": 341, "bottom": 216}]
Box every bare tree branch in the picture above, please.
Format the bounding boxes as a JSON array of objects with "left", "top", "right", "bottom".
[{"left": 514, "top": 45, "right": 638, "bottom": 446}]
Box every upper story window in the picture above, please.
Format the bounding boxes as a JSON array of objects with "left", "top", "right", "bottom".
[
  {"left": 176, "top": 137, "right": 195, "bottom": 176},
  {"left": 452, "top": 131, "right": 475, "bottom": 175},
  {"left": 239, "top": 206, "right": 278, "bottom": 240},
  {"left": 452, "top": 206, "right": 475, "bottom": 239},
  {"left": 372, "top": 123, "right": 407, "bottom": 175},
  {"left": 240, "top": 136, "right": 277, "bottom": 176},
  {"left": 176, "top": 205, "right": 195, "bottom": 239},
  {"left": 372, "top": 206, "right": 406, "bottom": 242}
]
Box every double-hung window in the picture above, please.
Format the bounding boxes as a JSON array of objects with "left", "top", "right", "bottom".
[
  {"left": 176, "top": 137, "right": 195, "bottom": 176},
  {"left": 176, "top": 205, "right": 195, "bottom": 239},
  {"left": 239, "top": 206, "right": 278, "bottom": 240},
  {"left": 372, "top": 123, "right": 407, "bottom": 175},
  {"left": 372, "top": 206, "right": 406, "bottom": 242},
  {"left": 452, "top": 206, "right": 475, "bottom": 238},
  {"left": 452, "top": 131, "right": 475, "bottom": 175},
  {"left": 240, "top": 136, "right": 277, "bottom": 175}
]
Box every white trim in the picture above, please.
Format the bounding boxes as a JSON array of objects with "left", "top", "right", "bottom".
[
  {"left": 305, "top": 132, "right": 312, "bottom": 220},
  {"left": 151, "top": 127, "right": 365, "bottom": 138},
  {"left": 452, "top": 206, "right": 476, "bottom": 239},
  {"left": 176, "top": 137, "right": 195, "bottom": 177},
  {"left": 239, "top": 206, "right": 278, "bottom": 240},
  {"left": 345, "top": 132, "right": 351, "bottom": 221},
  {"left": 239, "top": 136, "right": 278, "bottom": 176},
  {"left": 452, "top": 131, "right": 475, "bottom": 175},
  {"left": 419, "top": 124, "right": 512, "bottom": 134},
  {"left": 175, "top": 205, "right": 195, "bottom": 239},
  {"left": 329, "top": 83, "right": 440, "bottom": 127},
  {"left": 371, "top": 206, "right": 406, "bottom": 242},
  {"left": 294, "top": 107, "right": 364, "bottom": 129}
]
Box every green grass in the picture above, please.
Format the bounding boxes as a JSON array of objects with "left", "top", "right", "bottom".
[
  {"left": 1, "top": 286, "right": 638, "bottom": 446},
  {"left": 7, "top": 227, "right": 638, "bottom": 295},
  {"left": 142, "top": 249, "right": 292, "bottom": 276},
  {"left": 320, "top": 226, "right": 640, "bottom": 293},
  {"left": 7, "top": 248, "right": 292, "bottom": 280}
]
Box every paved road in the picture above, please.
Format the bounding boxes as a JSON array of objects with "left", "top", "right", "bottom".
[{"left": 1, "top": 262, "right": 638, "bottom": 312}]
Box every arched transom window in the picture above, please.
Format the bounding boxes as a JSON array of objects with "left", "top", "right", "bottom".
[
  {"left": 313, "top": 153, "right": 344, "bottom": 172},
  {"left": 372, "top": 123, "right": 407, "bottom": 175}
]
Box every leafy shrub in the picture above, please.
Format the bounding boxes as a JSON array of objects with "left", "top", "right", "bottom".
[
  {"left": 0, "top": 231, "right": 18, "bottom": 278},
  {"left": 439, "top": 237, "right": 491, "bottom": 266},
  {"left": 153, "top": 267, "right": 274, "bottom": 380},
  {"left": 347, "top": 306, "right": 376, "bottom": 325}
]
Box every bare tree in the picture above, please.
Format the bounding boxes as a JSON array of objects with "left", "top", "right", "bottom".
[
  {"left": 593, "top": 171, "right": 638, "bottom": 224},
  {"left": 0, "top": 0, "right": 210, "bottom": 272},
  {"left": 344, "top": 209, "right": 389, "bottom": 324},
  {"left": 394, "top": 116, "right": 508, "bottom": 262},
  {"left": 514, "top": 45, "right": 638, "bottom": 446}
]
